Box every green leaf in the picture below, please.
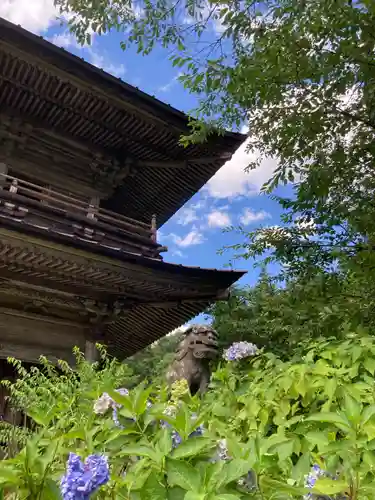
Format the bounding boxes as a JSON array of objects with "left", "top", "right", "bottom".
[
  {"left": 119, "top": 445, "right": 157, "bottom": 461},
  {"left": 361, "top": 404, "right": 375, "bottom": 425},
  {"left": 215, "top": 459, "right": 251, "bottom": 489},
  {"left": 125, "top": 459, "right": 153, "bottom": 490},
  {"left": 313, "top": 478, "right": 348, "bottom": 495},
  {"left": 205, "top": 460, "right": 225, "bottom": 492},
  {"left": 363, "top": 358, "right": 375, "bottom": 376},
  {"left": 107, "top": 389, "right": 134, "bottom": 417},
  {"left": 105, "top": 429, "right": 140, "bottom": 450},
  {"left": 167, "top": 487, "right": 186, "bottom": 500},
  {"left": 342, "top": 391, "right": 361, "bottom": 424},
  {"left": 156, "top": 428, "right": 172, "bottom": 458},
  {"left": 269, "top": 439, "right": 295, "bottom": 461},
  {"left": 305, "top": 431, "right": 329, "bottom": 449},
  {"left": 141, "top": 473, "right": 167, "bottom": 500},
  {"left": 166, "top": 459, "right": 201, "bottom": 492},
  {"left": 184, "top": 493, "right": 205, "bottom": 500},
  {"left": 305, "top": 412, "right": 350, "bottom": 431},
  {"left": 212, "top": 496, "right": 240, "bottom": 500},
  {"left": 133, "top": 384, "right": 154, "bottom": 416},
  {"left": 0, "top": 468, "right": 20, "bottom": 486},
  {"left": 172, "top": 437, "right": 212, "bottom": 459},
  {"left": 39, "top": 479, "right": 61, "bottom": 500},
  {"left": 292, "top": 453, "right": 311, "bottom": 482},
  {"left": 259, "top": 476, "right": 307, "bottom": 495}
]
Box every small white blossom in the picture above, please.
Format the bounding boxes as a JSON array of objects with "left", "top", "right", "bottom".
[
  {"left": 93, "top": 388, "right": 129, "bottom": 415},
  {"left": 223, "top": 341, "right": 259, "bottom": 361},
  {"left": 164, "top": 405, "right": 177, "bottom": 417},
  {"left": 93, "top": 393, "right": 113, "bottom": 415},
  {"left": 210, "top": 439, "right": 231, "bottom": 462},
  {"left": 218, "top": 439, "right": 231, "bottom": 460}
]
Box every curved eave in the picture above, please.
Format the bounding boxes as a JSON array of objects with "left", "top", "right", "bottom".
[{"left": 0, "top": 17, "right": 246, "bottom": 225}]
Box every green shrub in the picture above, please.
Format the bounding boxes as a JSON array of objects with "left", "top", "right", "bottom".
[{"left": 1, "top": 333, "right": 375, "bottom": 499}]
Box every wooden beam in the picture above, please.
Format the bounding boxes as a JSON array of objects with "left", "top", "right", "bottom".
[
  {"left": 138, "top": 153, "right": 233, "bottom": 169},
  {"left": 85, "top": 340, "right": 98, "bottom": 363},
  {"left": 0, "top": 38, "right": 186, "bottom": 135}
]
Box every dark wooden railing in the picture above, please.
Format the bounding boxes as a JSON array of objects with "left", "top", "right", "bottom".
[{"left": 0, "top": 174, "right": 167, "bottom": 259}]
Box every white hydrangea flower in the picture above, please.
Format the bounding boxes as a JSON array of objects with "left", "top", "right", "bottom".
[
  {"left": 93, "top": 388, "right": 129, "bottom": 415},
  {"left": 93, "top": 392, "right": 113, "bottom": 415}
]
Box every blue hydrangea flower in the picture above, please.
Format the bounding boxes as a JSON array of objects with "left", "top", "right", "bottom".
[
  {"left": 189, "top": 424, "right": 204, "bottom": 437},
  {"left": 223, "top": 341, "right": 259, "bottom": 361},
  {"left": 112, "top": 406, "right": 124, "bottom": 429},
  {"left": 238, "top": 470, "right": 257, "bottom": 492},
  {"left": 172, "top": 430, "right": 182, "bottom": 448},
  {"left": 60, "top": 453, "right": 109, "bottom": 500},
  {"left": 303, "top": 464, "right": 340, "bottom": 499},
  {"left": 161, "top": 410, "right": 205, "bottom": 448},
  {"left": 189, "top": 412, "right": 205, "bottom": 438}
]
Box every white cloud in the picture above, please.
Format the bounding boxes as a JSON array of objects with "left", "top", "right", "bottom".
[
  {"left": 240, "top": 124, "right": 249, "bottom": 134},
  {"left": 49, "top": 31, "right": 81, "bottom": 49},
  {"left": 204, "top": 139, "right": 278, "bottom": 199},
  {"left": 88, "top": 50, "right": 126, "bottom": 78},
  {"left": 1, "top": 0, "right": 124, "bottom": 83},
  {"left": 159, "top": 71, "right": 183, "bottom": 93},
  {"left": 172, "top": 249, "right": 185, "bottom": 257},
  {"left": 177, "top": 207, "right": 198, "bottom": 226},
  {"left": 239, "top": 208, "right": 271, "bottom": 226},
  {"left": 49, "top": 32, "right": 127, "bottom": 78},
  {"left": 169, "top": 228, "right": 204, "bottom": 247},
  {"left": 0, "top": 0, "right": 58, "bottom": 33},
  {"left": 207, "top": 210, "right": 231, "bottom": 228}
]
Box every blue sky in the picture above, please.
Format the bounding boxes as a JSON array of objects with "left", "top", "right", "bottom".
[{"left": 1, "top": 1, "right": 293, "bottom": 310}]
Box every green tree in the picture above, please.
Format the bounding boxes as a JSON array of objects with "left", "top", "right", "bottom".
[
  {"left": 125, "top": 329, "right": 182, "bottom": 384},
  {"left": 209, "top": 268, "right": 375, "bottom": 358}
]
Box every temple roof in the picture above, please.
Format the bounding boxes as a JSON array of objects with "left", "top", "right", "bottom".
[
  {"left": 0, "top": 18, "right": 247, "bottom": 360},
  {"left": 0, "top": 17, "right": 245, "bottom": 226},
  {"left": 0, "top": 222, "right": 246, "bottom": 360}
]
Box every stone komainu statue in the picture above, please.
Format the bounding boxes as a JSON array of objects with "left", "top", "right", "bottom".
[{"left": 166, "top": 324, "right": 219, "bottom": 395}]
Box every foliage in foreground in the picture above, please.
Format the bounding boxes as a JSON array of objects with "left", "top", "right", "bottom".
[{"left": 2, "top": 333, "right": 375, "bottom": 499}]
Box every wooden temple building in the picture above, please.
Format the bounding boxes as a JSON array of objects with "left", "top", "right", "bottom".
[{"left": 0, "top": 17, "right": 246, "bottom": 369}]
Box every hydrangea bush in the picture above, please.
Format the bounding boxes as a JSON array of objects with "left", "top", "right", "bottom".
[{"left": 1, "top": 332, "right": 375, "bottom": 498}]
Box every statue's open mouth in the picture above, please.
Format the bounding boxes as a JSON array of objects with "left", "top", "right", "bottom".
[{"left": 193, "top": 346, "right": 218, "bottom": 359}]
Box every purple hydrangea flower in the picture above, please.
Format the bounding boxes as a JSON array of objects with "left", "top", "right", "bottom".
[
  {"left": 223, "top": 341, "right": 259, "bottom": 361},
  {"left": 60, "top": 453, "right": 109, "bottom": 500}
]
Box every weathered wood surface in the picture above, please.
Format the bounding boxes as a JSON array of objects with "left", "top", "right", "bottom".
[
  {"left": 0, "top": 225, "right": 244, "bottom": 360},
  {"left": 0, "top": 173, "right": 165, "bottom": 259},
  {"left": 0, "top": 18, "right": 244, "bottom": 227},
  {"left": 0, "top": 313, "right": 84, "bottom": 364}
]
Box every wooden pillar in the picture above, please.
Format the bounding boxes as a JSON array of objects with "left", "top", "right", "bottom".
[
  {"left": 151, "top": 214, "right": 157, "bottom": 243},
  {"left": 85, "top": 340, "right": 98, "bottom": 363},
  {"left": 0, "top": 162, "right": 8, "bottom": 189}
]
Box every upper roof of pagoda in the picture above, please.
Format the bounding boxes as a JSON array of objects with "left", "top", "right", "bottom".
[{"left": 0, "top": 17, "right": 245, "bottom": 226}]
